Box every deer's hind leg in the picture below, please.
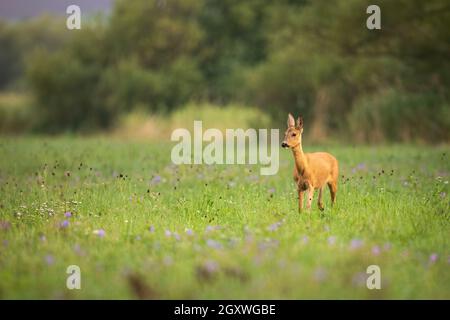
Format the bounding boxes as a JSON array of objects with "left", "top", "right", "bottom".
[
  {"left": 328, "top": 181, "right": 337, "bottom": 206},
  {"left": 298, "top": 189, "right": 304, "bottom": 213},
  {"left": 306, "top": 185, "right": 314, "bottom": 210},
  {"left": 317, "top": 187, "right": 324, "bottom": 211}
]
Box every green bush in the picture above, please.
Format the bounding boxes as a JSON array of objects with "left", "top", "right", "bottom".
[
  {"left": 348, "top": 90, "right": 450, "bottom": 143},
  {"left": 0, "top": 93, "right": 34, "bottom": 133}
]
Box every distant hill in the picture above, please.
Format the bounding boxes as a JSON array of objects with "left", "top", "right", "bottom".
[{"left": 0, "top": 0, "right": 113, "bottom": 20}]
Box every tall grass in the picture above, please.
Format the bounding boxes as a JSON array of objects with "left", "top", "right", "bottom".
[{"left": 0, "top": 137, "right": 448, "bottom": 299}]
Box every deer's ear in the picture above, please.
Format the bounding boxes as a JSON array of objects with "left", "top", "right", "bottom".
[
  {"left": 296, "top": 116, "right": 303, "bottom": 129},
  {"left": 287, "top": 113, "right": 295, "bottom": 127}
]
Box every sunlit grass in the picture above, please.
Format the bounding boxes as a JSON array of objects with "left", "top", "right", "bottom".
[{"left": 0, "top": 137, "right": 448, "bottom": 299}]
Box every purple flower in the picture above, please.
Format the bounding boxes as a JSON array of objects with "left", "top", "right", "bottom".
[
  {"left": 352, "top": 272, "right": 367, "bottom": 287},
  {"left": 206, "top": 239, "right": 222, "bottom": 249},
  {"left": 372, "top": 245, "right": 381, "bottom": 256},
  {"left": 357, "top": 163, "right": 366, "bottom": 170},
  {"left": 64, "top": 211, "right": 72, "bottom": 218},
  {"left": 39, "top": 234, "right": 46, "bottom": 242},
  {"left": 268, "top": 188, "right": 276, "bottom": 194},
  {"left": 328, "top": 236, "right": 337, "bottom": 246},
  {"left": 165, "top": 230, "right": 172, "bottom": 237},
  {"left": 45, "top": 255, "right": 54, "bottom": 266},
  {"left": 93, "top": 229, "right": 105, "bottom": 238},
  {"left": 148, "top": 225, "right": 155, "bottom": 233},
  {"left": 173, "top": 233, "right": 181, "bottom": 241},
  {"left": 202, "top": 260, "right": 219, "bottom": 273},
  {"left": 185, "top": 229, "right": 194, "bottom": 236},
  {"left": 151, "top": 175, "right": 161, "bottom": 185},
  {"left": 429, "top": 253, "right": 438, "bottom": 263},
  {"left": 205, "top": 225, "right": 222, "bottom": 233},
  {"left": 301, "top": 235, "right": 309, "bottom": 245},
  {"left": 268, "top": 220, "right": 283, "bottom": 232},
  {"left": 268, "top": 222, "right": 281, "bottom": 232},
  {"left": 60, "top": 220, "right": 69, "bottom": 228},
  {"left": 0, "top": 221, "right": 11, "bottom": 231},
  {"left": 350, "top": 238, "right": 364, "bottom": 250},
  {"left": 258, "top": 239, "right": 279, "bottom": 251}
]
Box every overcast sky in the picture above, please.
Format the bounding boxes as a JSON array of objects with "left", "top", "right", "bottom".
[{"left": 0, "top": 0, "right": 113, "bottom": 20}]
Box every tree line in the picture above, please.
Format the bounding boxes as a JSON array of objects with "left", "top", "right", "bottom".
[{"left": 0, "top": 0, "right": 449, "bottom": 142}]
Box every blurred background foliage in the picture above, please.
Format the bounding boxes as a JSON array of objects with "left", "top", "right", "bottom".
[{"left": 0, "top": 0, "right": 449, "bottom": 142}]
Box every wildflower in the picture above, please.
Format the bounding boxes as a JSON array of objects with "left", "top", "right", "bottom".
[
  {"left": 268, "top": 188, "right": 276, "bottom": 194},
  {"left": 350, "top": 238, "right": 364, "bottom": 250},
  {"left": 151, "top": 175, "right": 161, "bottom": 185},
  {"left": 203, "top": 260, "right": 219, "bottom": 273},
  {"left": 352, "top": 272, "right": 367, "bottom": 287},
  {"left": 165, "top": 230, "right": 172, "bottom": 237},
  {"left": 429, "top": 253, "right": 438, "bottom": 264},
  {"left": 60, "top": 220, "right": 69, "bottom": 228},
  {"left": 268, "top": 222, "right": 282, "bottom": 232},
  {"left": 206, "top": 239, "right": 222, "bottom": 249},
  {"left": 196, "top": 260, "right": 219, "bottom": 280},
  {"left": 0, "top": 221, "right": 11, "bottom": 231},
  {"left": 327, "top": 236, "right": 337, "bottom": 246},
  {"left": 64, "top": 211, "right": 72, "bottom": 218},
  {"left": 185, "top": 228, "right": 194, "bottom": 236},
  {"left": 148, "top": 225, "right": 155, "bottom": 233},
  {"left": 372, "top": 245, "right": 381, "bottom": 256},
  {"left": 93, "top": 229, "right": 105, "bottom": 238},
  {"left": 45, "top": 255, "right": 55, "bottom": 266},
  {"left": 357, "top": 163, "right": 366, "bottom": 170},
  {"left": 205, "top": 225, "right": 222, "bottom": 232},
  {"left": 301, "top": 235, "right": 309, "bottom": 245}
]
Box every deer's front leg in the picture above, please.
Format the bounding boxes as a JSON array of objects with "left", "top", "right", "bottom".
[
  {"left": 306, "top": 186, "right": 314, "bottom": 210},
  {"left": 298, "top": 190, "right": 304, "bottom": 213}
]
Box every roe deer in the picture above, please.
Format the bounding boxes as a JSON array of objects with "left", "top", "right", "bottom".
[{"left": 282, "top": 114, "right": 338, "bottom": 212}]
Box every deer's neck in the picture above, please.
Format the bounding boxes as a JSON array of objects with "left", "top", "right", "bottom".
[{"left": 292, "top": 144, "right": 308, "bottom": 175}]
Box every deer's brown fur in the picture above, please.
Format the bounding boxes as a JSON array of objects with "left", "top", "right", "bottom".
[{"left": 282, "top": 114, "right": 339, "bottom": 212}]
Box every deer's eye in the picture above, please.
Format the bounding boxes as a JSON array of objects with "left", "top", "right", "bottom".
[{"left": 291, "top": 133, "right": 296, "bottom": 137}]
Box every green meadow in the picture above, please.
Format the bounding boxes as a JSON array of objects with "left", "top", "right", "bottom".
[{"left": 0, "top": 137, "right": 448, "bottom": 299}]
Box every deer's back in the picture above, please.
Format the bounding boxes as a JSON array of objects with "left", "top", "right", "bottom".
[{"left": 305, "top": 152, "right": 338, "bottom": 188}]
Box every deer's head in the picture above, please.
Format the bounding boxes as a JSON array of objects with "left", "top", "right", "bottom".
[{"left": 281, "top": 113, "right": 303, "bottom": 149}]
